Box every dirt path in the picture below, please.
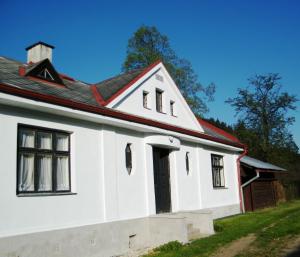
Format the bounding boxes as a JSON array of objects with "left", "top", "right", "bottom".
[
  {"left": 280, "top": 235, "right": 300, "bottom": 257},
  {"left": 212, "top": 234, "right": 256, "bottom": 257}
]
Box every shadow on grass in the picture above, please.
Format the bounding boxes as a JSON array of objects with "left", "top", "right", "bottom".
[{"left": 285, "top": 245, "right": 300, "bottom": 257}]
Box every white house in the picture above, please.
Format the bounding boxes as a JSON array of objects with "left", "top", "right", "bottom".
[{"left": 0, "top": 42, "right": 246, "bottom": 257}]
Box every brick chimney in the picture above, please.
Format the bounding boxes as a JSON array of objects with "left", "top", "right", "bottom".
[{"left": 26, "top": 41, "right": 55, "bottom": 63}]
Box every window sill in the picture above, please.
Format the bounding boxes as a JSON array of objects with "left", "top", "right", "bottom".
[
  {"left": 213, "top": 187, "right": 228, "bottom": 190},
  {"left": 157, "top": 110, "right": 167, "bottom": 114},
  {"left": 17, "top": 192, "right": 77, "bottom": 197},
  {"left": 143, "top": 107, "right": 152, "bottom": 110}
]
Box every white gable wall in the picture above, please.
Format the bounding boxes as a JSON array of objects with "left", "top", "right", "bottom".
[{"left": 109, "top": 65, "right": 203, "bottom": 133}]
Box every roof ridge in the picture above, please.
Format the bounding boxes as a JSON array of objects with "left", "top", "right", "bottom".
[
  {"left": 95, "top": 68, "right": 145, "bottom": 86},
  {"left": 93, "top": 60, "right": 161, "bottom": 105}
]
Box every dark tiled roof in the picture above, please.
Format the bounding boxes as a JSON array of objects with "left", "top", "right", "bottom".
[
  {"left": 0, "top": 56, "right": 99, "bottom": 107},
  {"left": 94, "top": 69, "right": 144, "bottom": 101}
]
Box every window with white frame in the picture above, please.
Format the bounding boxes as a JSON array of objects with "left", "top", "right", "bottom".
[
  {"left": 156, "top": 89, "right": 163, "bottom": 113},
  {"left": 17, "top": 125, "right": 71, "bottom": 194},
  {"left": 143, "top": 91, "right": 149, "bottom": 109},
  {"left": 211, "top": 154, "right": 225, "bottom": 187},
  {"left": 170, "top": 100, "right": 175, "bottom": 116}
]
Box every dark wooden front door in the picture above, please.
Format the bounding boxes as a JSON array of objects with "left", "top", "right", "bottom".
[{"left": 152, "top": 147, "right": 171, "bottom": 213}]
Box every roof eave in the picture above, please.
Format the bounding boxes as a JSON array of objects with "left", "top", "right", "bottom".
[{"left": 0, "top": 82, "right": 245, "bottom": 150}]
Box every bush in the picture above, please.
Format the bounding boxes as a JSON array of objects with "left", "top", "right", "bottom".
[{"left": 214, "top": 222, "right": 224, "bottom": 232}]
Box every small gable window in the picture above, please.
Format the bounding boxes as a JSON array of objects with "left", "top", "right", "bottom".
[
  {"left": 143, "top": 91, "right": 149, "bottom": 109},
  {"left": 125, "top": 144, "right": 132, "bottom": 175},
  {"left": 186, "top": 152, "right": 190, "bottom": 175},
  {"left": 156, "top": 89, "right": 163, "bottom": 113},
  {"left": 170, "top": 101, "right": 175, "bottom": 116}
]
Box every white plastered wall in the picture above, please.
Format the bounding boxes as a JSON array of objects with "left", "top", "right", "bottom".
[
  {"left": 0, "top": 107, "right": 155, "bottom": 237},
  {"left": 198, "top": 146, "right": 240, "bottom": 210},
  {"left": 0, "top": 102, "right": 241, "bottom": 238},
  {"left": 0, "top": 106, "right": 105, "bottom": 237},
  {"left": 115, "top": 128, "right": 148, "bottom": 220},
  {"left": 172, "top": 142, "right": 202, "bottom": 212}
]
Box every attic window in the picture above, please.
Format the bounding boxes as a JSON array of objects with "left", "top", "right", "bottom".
[
  {"left": 156, "top": 89, "right": 163, "bottom": 113},
  {"left": 24, "top": 59, "right": 64, "bottom": 86},
  {"left": 143, "top": 91, "right": 149, "bottom": 109},
  {"left": 170, "top": 101, "right": 175, "bottom": 116},
  {"left": 37, "top": 68, "right": 54, "bottom": 81}
]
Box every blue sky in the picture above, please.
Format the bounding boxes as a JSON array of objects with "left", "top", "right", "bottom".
[{"left": 1, "top": 0, "right": 299, "bottom": 148}]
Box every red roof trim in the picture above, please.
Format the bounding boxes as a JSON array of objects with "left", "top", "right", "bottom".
[
  {"left": 19, "top": 66, "right": 26, "bottom": 76},
  {"left": 91, "top": 85, "right": 105, "bottom": 106},
  {"left": 0, "top": 82, "right": 245, "bottom": 149},
  {"left": 198, "top": 118, "right": 240, "bottom": 143},
  {"left": 27, "top": 76, "right": 66, "bottom": 88},
  {"left": 102, "top": 60, "right": 162, "bottom": 106}
]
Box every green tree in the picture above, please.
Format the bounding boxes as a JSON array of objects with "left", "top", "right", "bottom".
[
  {"left": 123, "top": 25, "right": 215, "bottom": 115},
  {"left": 203, "top": 117, "right": 235, "bottom": 134},
  {"left": 226, "top": 73, "right": 298, "bottom": 161}
]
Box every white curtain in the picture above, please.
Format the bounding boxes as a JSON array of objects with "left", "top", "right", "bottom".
[
  {"left": 56, "top": 135, "right": 68, "bottom": 151},
  {"left": 220, "top": 168, "right": 225, "bottom": 186},
  {"left": 18, "top": 154, "right": 34, "bottom": 191},
  {"left": 56, "top": 156, "right": 69, "bottom": 190},
  {"left": 38, "top": 132, "right": 52, "bottom": 150},
  {"left": 38, "top": 155, "right": 52, "bottom": 191},
  {"left": 19, "top": 130, "right": 35, "bottom": 148}
]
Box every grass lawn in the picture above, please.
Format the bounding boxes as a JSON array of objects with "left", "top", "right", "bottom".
[{"left": 143, "top": 200, "right": 300, "bottom": 257}]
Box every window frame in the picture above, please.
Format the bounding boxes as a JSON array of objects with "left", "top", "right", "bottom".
[
  {"left": 155, "top": 89, "right": 163, "bottom": 113},
  {"left": 16, "top": 124, "right": 72, "bottom": 195},
  {"left": 143, "top": 91, "right": 149, "bottom": 109},
  {"left": 125, "top": 143, "right": 132, "bottom": 175},
  {"left": 170, "top": 100, "right": 176, "bottom": 116},
  {"left": 211, "top": 154, "right": 225, "bottom": 188}
]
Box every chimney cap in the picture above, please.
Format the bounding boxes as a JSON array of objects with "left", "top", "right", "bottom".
[{"left": 25, "top": 41, "right": 55, "bottom": 51}]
